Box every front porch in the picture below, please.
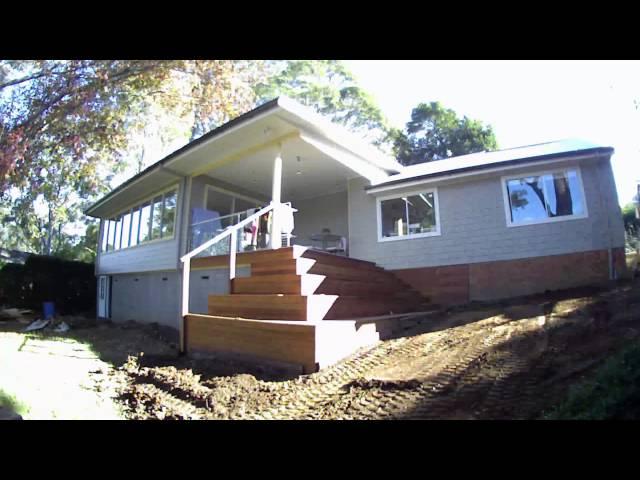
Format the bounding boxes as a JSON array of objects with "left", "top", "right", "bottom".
[
  {"left": 172, "top": 101, "right": 412, "bottom": 371},
  {"left": 184, "top": 246, "right": 432, "bottom": 373},
  {"left": 185, "top": 132, "right": 352, "bottom": 258}
]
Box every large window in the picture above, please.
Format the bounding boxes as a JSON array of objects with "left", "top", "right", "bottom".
[
  {"left": 106, "top": 219, "right": 116, "bottom": 251},
  {"left": 100, "top": 186, "right": 178, "bottom": 252},
  {"left": 114, "top": 217, "right": 122, "bottom": 250},
  {"left": 503, "top": 168, "right": 587, "bottom": 227},
  {"left": 130, "top": 208, "right": 140, "bottom": 247},
  {"left": 161, "top": 190, "right": 177, "bottom": 238},
  {"left": 151, "top": 195, "right": 163, "bottom": 240},
  {"left": 101, "top": 221, "right": 109, "bottom": 253},
  {"left": 121, "top": 212, "right": 132, "bottom": 249},
  {"left": 139, "top": 202, "right": 152, "bottom": 243},
  {"left": 377, "top": 189, "right": 440, "bottom": 241}
]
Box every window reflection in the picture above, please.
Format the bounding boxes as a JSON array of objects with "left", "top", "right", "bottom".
[
  {"left": 380, "top": 191, "right": 437, "bottom": 238},
  {"left": 506, "top": 169, "right": 585, "bottom": 225}
]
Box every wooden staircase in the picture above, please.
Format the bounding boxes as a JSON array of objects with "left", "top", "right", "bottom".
[{"left": 203, "top": 246, "right": 429, "bottom": 321}]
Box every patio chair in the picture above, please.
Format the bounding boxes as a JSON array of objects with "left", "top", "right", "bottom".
[{"left": 310, "top": 228, "right": 347, "bottom": 255}]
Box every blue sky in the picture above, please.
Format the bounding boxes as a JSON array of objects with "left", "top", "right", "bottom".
[{"left": 345, "top": 60, "right": 640, "bottom": 206}]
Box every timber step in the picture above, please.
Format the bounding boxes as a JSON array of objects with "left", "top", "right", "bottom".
[
  {"left": 208, "top": 294, "right": 423, "bottom": 321},
  {"left": 232, "top": 274, "right": 407, "bottom": 296},
  {"left": 198, "top": 246, "right": 428, "bottom": 321},
  {"left": 251, "top": 259, "right": 394, "bottom": 282}
]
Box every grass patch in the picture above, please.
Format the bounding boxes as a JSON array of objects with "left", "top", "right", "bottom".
[
  {"left": 0, "top": 389, "right": 29, "bottom": 416},
  {"left": 544, "top": 341, "right": 640, "bottom": 420}
]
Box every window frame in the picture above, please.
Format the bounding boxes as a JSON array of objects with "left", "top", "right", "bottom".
[
  {"left": 376, "top": 187, "right": 441, "bottom": 243},
  {"left": 501, "top": 166, "right": 589, "bottom": 228},
  {"left": 100, "top": 219, "right": 109, "bottom": 253},
  {"left": 100, "top": 184, "right": 179, "bottom": 255}
]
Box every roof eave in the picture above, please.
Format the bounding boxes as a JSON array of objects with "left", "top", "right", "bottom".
[
  {"left": 366, "top": 146, "right": 614, "bottom": 192},
  {"left": 84, "top": 98, "right": 284, "bottom": 217}
]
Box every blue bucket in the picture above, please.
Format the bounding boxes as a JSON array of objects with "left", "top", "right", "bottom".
[{"left": 43, "top": 302, "right": 55, "bottom": 320}]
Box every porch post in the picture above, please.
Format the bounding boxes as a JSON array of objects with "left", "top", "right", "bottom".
[{"left": 271, "top": 143, "right": 283, "bottom": 249}]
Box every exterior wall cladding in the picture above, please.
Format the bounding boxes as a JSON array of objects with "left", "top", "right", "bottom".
[
  {"left": 348, "top": 156, "right": 626, "bottom": 304},
  {"left": 98, "top": 176, "right": 254, "bottom": 330}
]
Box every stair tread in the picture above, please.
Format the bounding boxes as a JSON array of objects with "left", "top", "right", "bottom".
[{"left": 201, "top": 248, "right": 428, "bottom": 321}]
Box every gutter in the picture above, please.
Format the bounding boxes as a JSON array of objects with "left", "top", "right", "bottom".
[{"left": 366, "top": 147, "right": 614, "bottom": 194}]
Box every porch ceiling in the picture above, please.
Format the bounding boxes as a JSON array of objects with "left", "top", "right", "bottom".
[{"left": 204, "top": 136, "right": 357, "bottom": 202}]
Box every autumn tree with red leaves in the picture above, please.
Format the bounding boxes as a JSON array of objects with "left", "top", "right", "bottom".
[
  {"left": 0, "top": 60, "right": 264, "bottom": 258},
  {"left": 0, "top": 60, "right": 389, "bottom": 260}
]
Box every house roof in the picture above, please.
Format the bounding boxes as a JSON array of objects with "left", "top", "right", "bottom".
[
  {"left": 85, "top": 96, "right": 402, "bottom": 218},
  {"left": 367, "top": 139, "right": 614, "bottom": 191}
]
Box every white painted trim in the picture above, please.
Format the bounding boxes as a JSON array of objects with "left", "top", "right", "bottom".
[
  {"left": 376, "top": 187, "right": 441, "bottom": 243},
  {"left": 276, "top": 97, "right": 403, "bottom": 173},
  {"left": 177, "top": 176, "right": 192, "bottom": 264},
  {"left": 99, "top": 266, "right": 179, "bottom": 275},
  {"left": 99, "top": 235, "right": 176, "bottom": 257},
  {"left": 298, "top": 132, "right": 389, "bottom": 184},
  {"left": 500, "top": 165, "right": 589, "bottom": 228},
  {"left": 366, "top": 153, "right": 609, "bottom": 195}
]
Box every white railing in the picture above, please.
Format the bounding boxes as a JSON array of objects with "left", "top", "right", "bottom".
[
  {"left": 179, "top": 202, "right": 296, "bottom": 350},
  {"left": 187, "top": 209, "right": 254, "bottom": 256}
]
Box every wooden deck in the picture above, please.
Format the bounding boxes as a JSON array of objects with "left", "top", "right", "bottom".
[{"left": 185, "top": 246, "right": 431, "bottom": 372}]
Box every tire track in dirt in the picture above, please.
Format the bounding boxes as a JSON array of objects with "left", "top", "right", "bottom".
[{"left": 116, "top": 283, "right": 640, "bottom": 420}]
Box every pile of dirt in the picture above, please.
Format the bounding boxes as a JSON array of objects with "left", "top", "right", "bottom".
[
  {"left": 108, "top": 281, "right": 640, "bottom": 420},
  {"left": 118, "top": 356, "right": 284, "bottom": 419}
]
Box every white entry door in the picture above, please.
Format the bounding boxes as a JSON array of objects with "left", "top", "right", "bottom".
[{"left": 98, "top": 275, "right": 111, "bottom": 318}]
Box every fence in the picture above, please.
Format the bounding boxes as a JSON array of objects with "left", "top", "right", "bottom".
[{"left": 0, "top": 254, "right": 96, "bottom": 315}]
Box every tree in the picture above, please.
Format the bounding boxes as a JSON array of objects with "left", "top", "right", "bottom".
[
  {"left": 0, "top": 60, "right": 175, "bottom": 255},
  {"left": 393, "top": 101, "right": 498, "bottom": 166},
  {"left": 254, "top": 60, "right": 394, "bottom": 148},
  {"left": 623, "top": 202, "right": 640, "bottom": 251},
  {"left": 0, "top": 60, "right": 266, "bottom": 257},
  {"left": 508, "top": 175, "right": 574, "bottom": 218}
]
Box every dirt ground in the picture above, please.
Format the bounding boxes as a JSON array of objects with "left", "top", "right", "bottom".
[
  {"left": 2, "top": 280, "right": 640, "bottom": 420},
  {"left": 116, "top": 281, "right": 640, "bottom": 420},
  {"left": 0, "top": 316, "right": 177, "bottom": 419}
]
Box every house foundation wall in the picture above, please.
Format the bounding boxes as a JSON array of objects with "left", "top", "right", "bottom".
[
  {"left": 107, "top": 265, "right": 251, "bottom": 328},
  {"left": 110, "top": 271, "right": 181, "bottom": 329},
  {"left": 392, "top": 247, "right": 627, "bottom": 305}
]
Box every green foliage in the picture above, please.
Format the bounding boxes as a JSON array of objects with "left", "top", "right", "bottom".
[
  {"left": 393, "top": 101, "right": 498, "bottom": 165},
  {"left": 622, "top": 202, "right": 640, "bottom": 236},
  {"left": 0, "top": 60, "right": 173, "bottom": 256},
  {"left": 622, "top": 202, "right": 640, "bottom": 250},
  {"left": 0, "top": 254, "right": 96, "bottom": 314},
  {"left": 255, "top": 60, "right": 393, "bottom": 148},
  {"left": 53, "top": 220, "right": 99, "bottom": 263},
  {"left": 544, "top": 341, "right": 640, "bottom": 419},
  {"left": 1, "top": 60, "right": 500, "bottom": 262},
  {"left": 0, "top": 389, "right": 28, "bottom": 417},
  {"left": 0, "top": 60, "right": 265, "bottom": 259}
]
